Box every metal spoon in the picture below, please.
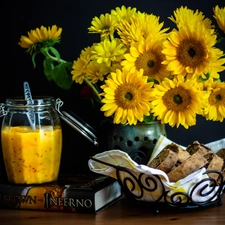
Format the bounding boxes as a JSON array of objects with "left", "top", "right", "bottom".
[{"left": 23, "top": 81, "right": 36, "bottom": 130}]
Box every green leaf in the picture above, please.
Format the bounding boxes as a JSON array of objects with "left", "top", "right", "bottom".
[
  {"left": 147, "top": 78, "right": 159, "bottom": 84},
  {"left": 43, "top": 58, "right": 54, "bottom": 80},
  {"left": 143, "top": 114, "right": 155, "bottom": 123},
  {"left": 199, "top": 73, "right": 210, "bottom": 82},
  {"left": 51, "top": 62, "right": 73, "bottom": 90}
]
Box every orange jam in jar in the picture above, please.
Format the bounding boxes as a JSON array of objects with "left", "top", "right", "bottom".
[{"left": 0, "top": 97, "right": 62, "bottom": 184}]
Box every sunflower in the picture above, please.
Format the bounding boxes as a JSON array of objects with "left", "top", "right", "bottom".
[
  {"left": 161, "top": 24, "right": 225, "bottom": 80},
  {"left": 88, "top": 13, "right": 118, "bottom": 38},
  {"left": 71, "top": 46, "right": 93, "bottom": 84},
  {"left": 151, "top": 75, "right": 208, "bottom": 129},
  {"left": 86, "top": 61, "right": 110, "bottom": 84},
  {"left": 141, "top": 13, "right": 169, "bottom": 40},
  {"left": 213, "top": 5, "right": 225, "bottom": 34},
  {"left": 110, "top": 5, "right": 137, "bottom": 22},
  {"left": 18, "top": 25, "right": 62, "bottom": 53},
  {"left": 116, "top": 15, "right": 143, "bottom": 46},
  {"left": 168, "top": 6, "right": 214, "bottom": 31},
  {"left": 100, "top": 69, "right": 154, "bottom": 125},
  {"left": 117, "top": 12, "right": 169, "bottom": 47},
  {"left": 71, "top": 56, "right": 89, "bottom": 84},
  {"left": 121, "top": 35, "right": 171, "bottom": 82},
  {"left": 91, "top": 38, "right": 127, "bottom": 67},
  {"left": 203, "top": 81, "right": 225, "bottom": 122}
]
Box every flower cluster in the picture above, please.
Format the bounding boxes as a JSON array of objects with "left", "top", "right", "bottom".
[{"left": 19, "top": 5, "right": 225, "bottom": 129}]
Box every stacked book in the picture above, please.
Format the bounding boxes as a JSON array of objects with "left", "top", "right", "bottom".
[{"left": 0, "top": 173, "right": 123, "bottom": 214}]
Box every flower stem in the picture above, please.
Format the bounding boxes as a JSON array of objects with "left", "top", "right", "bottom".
[
  {"left": 84, "top": 77, "right": 102, "bottom": 103},
  {"left": 44, "top": 50, "right": 67, "bottom": 64}
]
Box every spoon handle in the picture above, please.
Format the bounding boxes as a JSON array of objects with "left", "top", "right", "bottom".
[
  {"left": 24, "top": 81, "right": 34, "bottom": 105},
  {"left": 23, "top": 82, "right": 36, "bottom": 130}
]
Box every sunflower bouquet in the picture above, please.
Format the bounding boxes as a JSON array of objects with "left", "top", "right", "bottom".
[{"left": 18, "top": 5, "right": 225, "bottom": 129}]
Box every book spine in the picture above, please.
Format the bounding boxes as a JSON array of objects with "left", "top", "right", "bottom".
[{"left": 0, "top": 184, "right": 96, "bottom": 213}]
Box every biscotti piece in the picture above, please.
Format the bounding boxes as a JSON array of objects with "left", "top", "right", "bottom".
[
  {"left": 167, "top": 152, "right": 208, "bottom": 182},
  {"left": 216, "top": 148, "right": 225, "bottom": 160},
  {"left": 164, "top": 143, "right": 190, "bottom": 163},
  {"left": 186, "top": 141, "right": 211, "bottom": 156},
  {"left": 216, "top": 149, "right": 225, "bottom": 184},
  {"left": 218, "top": 163, "right": 225, "bottom": 185},
  {"left": 204, "top": 152, "right": 224, "bottom": 181},
  {"left": 147, "top": 148, "right": 178, "bottom": 173}
]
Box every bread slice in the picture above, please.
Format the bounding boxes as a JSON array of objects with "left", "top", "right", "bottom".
[
  {"left": 216, "top": 148, "right": 225, "bottom": 160},
  {"left": 219, "top": 163, "right": 225, "bottom": 185},
  {"left": 216, "top": 148, "right": 225, "bottom": 184},
  {"left": 204, "top": 152, "right": 224, "bottom": 181},
  {"left": 147, "top": 148, "right": 178, "bottom": 173},
  {"left": 167, "top": 151, "right": 208, "bottom": 182},
  {"left": 186, "top": 141, "right": 211, "bottom": 156},
  {"left": 164, "top": 143, "right": 190, "bottom": 163}
]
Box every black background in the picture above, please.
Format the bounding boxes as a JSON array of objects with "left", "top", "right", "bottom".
[{"left": 1, "top": 0, "right": 225, "bottom": 176}]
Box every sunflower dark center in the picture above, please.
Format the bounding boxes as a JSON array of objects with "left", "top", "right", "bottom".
[
  {"left": 124, "top": 92, "right": 133, "bottom": 100},
  {"left": 135, "top": 49, "right": 163, "bottom": 79},
  {"left": 188, "top": 48, "right": 196, "bottom": 58},
  {"left": 162, "top": 86, "right": 191, "bottom": 111},
  {"left": 173, "top": 94, "right": 183, "bottom": 104},
  {"left": 148, "top": 60, "right": 154, "bottom": 68},
  {"left": 208, "top": 88, "right": 225, "bottom": 106},
  {"left": 115, "top": 84, "right": 140, "bottom": 109},
  {"left": 178, "top": 39, "right": 206, "bottom": 68},
  {"left": 216, "top": 94, "right": 222, "bottom": 101}
]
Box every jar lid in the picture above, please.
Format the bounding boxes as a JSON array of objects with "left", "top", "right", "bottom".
[
  {"left": 55, "top": 98, "right": 98, "bottom": 146},
  {"left": 60, "top": 110, "right": 98, "bottom": 146}
]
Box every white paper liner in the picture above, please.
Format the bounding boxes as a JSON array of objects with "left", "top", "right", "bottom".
[{"left": 88, "top": 136, "right": 225, "bottom": 203}]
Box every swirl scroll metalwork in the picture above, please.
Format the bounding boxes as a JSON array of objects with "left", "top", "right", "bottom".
[
  {"left": 115, "top": 168, "right": 166, "bottom": 202},
  {"left": 165, "top": 170, "right": 225, "bottom": 208},
  {"left": 189, "top": 170, "right": 225, "bottom": 206}
]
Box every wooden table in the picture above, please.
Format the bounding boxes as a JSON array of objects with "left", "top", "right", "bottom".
[{"left": 0, "top": 196, "right": 224, "bottom": 225}]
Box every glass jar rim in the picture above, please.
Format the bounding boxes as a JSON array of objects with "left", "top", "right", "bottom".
[{"left": 5, "top": 96, "right": 55, "bottom": 108}]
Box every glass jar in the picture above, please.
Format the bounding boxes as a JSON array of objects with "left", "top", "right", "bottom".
[{"left": 0, "top": 96, "right": 62, "bottom": 184}]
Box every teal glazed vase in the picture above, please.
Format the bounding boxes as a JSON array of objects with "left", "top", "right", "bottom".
[{"left": 107, "top": 121, "right": 166, "bottom": 164}]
